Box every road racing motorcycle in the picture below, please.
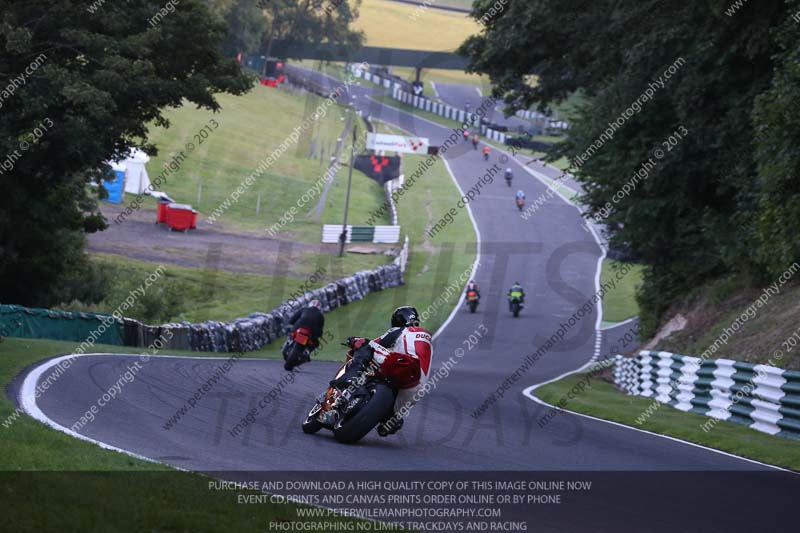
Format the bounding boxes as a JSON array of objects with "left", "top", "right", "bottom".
[
  {"left": 282, "top": 327, "right": 316, "bottom": 371},
  {"left": 466, "top": 290, "right": 479, "bottom": 313},
  {"left": 516, "top": 196, "right": 525, "bottom": 211},
  {"left": 302, "top": 339, "right": 421, "bottom": 444}
]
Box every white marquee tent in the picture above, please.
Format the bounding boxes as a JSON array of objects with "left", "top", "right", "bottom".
[
  {"left": 123, "top": 149, "right": 152, "bottom": 194},
  {"left": 107, "top": 149, "right": 152, "bottom": 195}
]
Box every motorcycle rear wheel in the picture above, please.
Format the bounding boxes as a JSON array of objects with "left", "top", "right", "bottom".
[{"left": 332, "top": 383, "right": 395, "bottom": 444}]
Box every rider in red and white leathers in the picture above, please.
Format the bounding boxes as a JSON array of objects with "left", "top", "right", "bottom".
[{"left": 330, "top": 306, "right": 433, "bottom": 436}]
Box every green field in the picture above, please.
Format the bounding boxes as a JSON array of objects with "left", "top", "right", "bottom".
[
  {"left": 601, "top": 260, "right": 644, "bottom": 323},
  {"left": 356, "top": 1, "right": 478, "bottom": 52},
  {"left": 535, "top": 372, "right": 800, "bottom": 471},
  {"left": 142, "top": 83, "right": 363, "bottom": 240},
  {"left": 352, "top": 1, "right": 486, "bottom": 87}
]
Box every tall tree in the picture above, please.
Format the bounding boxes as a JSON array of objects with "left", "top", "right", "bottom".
[
  {"left": 258, "top": 0, "right": 364, "bottom": 72},
  {"left": 207, "top": 0, "right": 268, "bottom": 57},
  {"left": 752, "top": 0, "right": 800, "bottom": 278},
  {"left": 0, "top": 0, "right": 251, "bottom": 306},
  {"left": 459, "top": 0, "right": 793, "bottom": 333}
]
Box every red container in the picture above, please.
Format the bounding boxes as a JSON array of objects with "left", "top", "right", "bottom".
[
  {"left": 156, "top": 200, "right": 170, "bottom": 224},
  {"left": 165, "top": 203, "right": 197, "bottom": 232}
]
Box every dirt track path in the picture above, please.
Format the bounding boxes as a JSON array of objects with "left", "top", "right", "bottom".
[{"left": 89, "top": 204, "right": 335, "bottom": 276}]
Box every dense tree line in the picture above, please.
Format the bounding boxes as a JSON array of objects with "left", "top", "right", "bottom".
[
  {"left": 208, "top": 0, "right": 364, "bottom": 60},
  {"left": 460, "top": 0, "right": 800, "bottom": 334},
  {"left": 0, "top": 0, "right": 252, "bottom": 306}
]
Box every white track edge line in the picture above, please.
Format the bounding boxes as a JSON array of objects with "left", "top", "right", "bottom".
[
  {"left": 600, "top": 316, "right": 639, "bottom": 331},
  {"left": 19, "top": 353, "right": 186, "bottom": 470}
]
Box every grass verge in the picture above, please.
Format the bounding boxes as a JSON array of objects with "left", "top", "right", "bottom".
[
  {"left": 535, "top": 372, "right": 800, "bottom": 471},
  {"left": 80, "top": 253, "right": 387, "bottom": 325},
  {"left": 601, "top": 260, "right": 644, "bottom": 323}
]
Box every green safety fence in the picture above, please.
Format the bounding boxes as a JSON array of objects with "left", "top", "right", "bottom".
[{"left": 0, "top": 304, "right": 123, "bottom": 346}]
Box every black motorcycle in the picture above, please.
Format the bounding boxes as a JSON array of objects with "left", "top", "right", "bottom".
[{"left": 282, "top": 326, "right": 316, "bottom": 371}]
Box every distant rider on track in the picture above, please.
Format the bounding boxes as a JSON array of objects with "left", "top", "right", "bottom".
[
  {"left": 466, "top": 280, "right": 480, "bottom": 299},
  {"left": 507, "top": 282, "right": 525, "bottom": 311},
  {"left": 283, "top": 299, "right": 325, "bottom": 367}
]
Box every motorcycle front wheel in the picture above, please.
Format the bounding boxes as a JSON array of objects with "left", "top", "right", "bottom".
[
  {"left": 302, "top": 403, "right": 324, "bottom": 434},
  {"left": 332, "top": 383, "right": 395, "bottom": 444}
]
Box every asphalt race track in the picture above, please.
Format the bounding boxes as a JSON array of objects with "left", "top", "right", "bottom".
[{"left": 14, "top": 71, "right": 798, "bottom": 531}]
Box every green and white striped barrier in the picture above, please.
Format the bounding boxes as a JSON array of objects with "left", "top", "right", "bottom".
[
  {"left": 348, "top": 64, "right": 397, "bottom": 90},
  {"left": 389, "top": 85, "right": 508, "bottom": 144},
  {"left": 321, "top": 224, "right": 401, "bottom": 244},
  {"left": 614, "top": 350, "right": 800, "bottom": 440}
]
